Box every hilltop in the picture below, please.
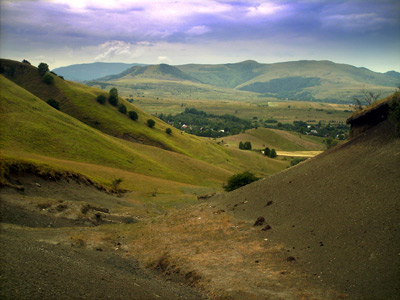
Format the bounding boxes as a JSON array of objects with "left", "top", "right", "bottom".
[
  {"left": 52, "top": 62, "right": 146, "bottom": 81},
  {"left": 84, "top": 60, "right": 398, "bottom": 103}
]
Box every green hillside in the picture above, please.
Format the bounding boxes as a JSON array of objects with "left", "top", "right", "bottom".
[
  {"left": 0, "top": 59, "right": 289, "bottom": 193},
  {"left": 52, "top": 62, "right": 145, "bottom": 81},
  {"left": 87, "top": 60, "right": 398, "bottom": 103},
  {"left": 0, "top": 75, "right": 232, "bottom": 187},
  {"left": 218, "top": 127, "right": 325, "bottom": 151},
  {"left": 98, "top": 64, "right": 202, "bottom": 83},
  {"left": 0, "top": 59, "right": 237, "bottom": 165}
]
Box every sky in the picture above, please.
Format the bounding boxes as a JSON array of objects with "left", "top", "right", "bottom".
[{"left": 1, "top": 0, "right": 399, "bottom": 72}]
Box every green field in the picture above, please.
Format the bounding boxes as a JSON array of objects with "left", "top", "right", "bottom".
[{"left": 128, "top": 96, "right": 352, "bottom": 125}]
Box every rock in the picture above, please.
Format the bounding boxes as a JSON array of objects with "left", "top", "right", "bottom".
[{"left": 254, "top": 216, "right": 265, "bottom": 226}]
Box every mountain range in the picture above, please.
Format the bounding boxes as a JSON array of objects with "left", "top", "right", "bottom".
[
  {"left": 55, "top": 60, "right": 400, "bottom": 103},
  {"left": 52, "top": 62, "right": 146, "bottom": 81}
]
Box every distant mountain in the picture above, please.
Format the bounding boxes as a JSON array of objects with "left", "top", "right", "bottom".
[
  {"left": 52, "top": 62, "right": 146, "bottom": 81},
  {"left": 86, "top": 60, "right": 398, "bottom": 103},
  {"left": 385, "top": 70, "right": 400, "bottom": 80},
  {"left": 96, "top": 64, "right": 202, "bottom": 83}
]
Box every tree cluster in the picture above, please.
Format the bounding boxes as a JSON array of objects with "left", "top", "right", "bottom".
[
  {"left": 38, "top": 62, "right": 54, "bottom": 85},
  {"left": 264, "top": 147, "right": 277, "bottom": 158},
  {"left": 239, "top": 141, "right": 252, "bottom": 150},
  {"left": 157, "top": 107, "right": 252, "bottom": 138}
]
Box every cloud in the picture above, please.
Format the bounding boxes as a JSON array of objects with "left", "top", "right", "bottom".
[
  {"left": 186, "top": 25, "right": 211, "bottom": 35},
  {"left": 158, "top": 56, "right": 172, "bottom": 63},
  {"left": 245, "top": 2, "right": 286, "bottom": 17},
  {"left": 93, "top": 41, "right": 145, "bottom": 61}
]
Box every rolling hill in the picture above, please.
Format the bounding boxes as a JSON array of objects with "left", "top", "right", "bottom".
[
  {"left": 86, "top": 60, "right": 398, "bottom": 103},
  {"left": 52, "top": 62, "right": 146, "bottom": 81},
  {"left": 0, "top": 59, "right": 288, "bottom": 194}
]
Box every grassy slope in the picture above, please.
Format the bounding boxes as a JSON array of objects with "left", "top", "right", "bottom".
[
  {"left": 0, "top": 75, "right": 235, "bottom": 187},
  {"left": 218, "top": 128, "right": 325, "bottom": 151},
  {"left": 0, "top": 59, "right": 255, "bottom": 169}
]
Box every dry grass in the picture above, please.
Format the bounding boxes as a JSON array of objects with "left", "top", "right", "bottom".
[{"left": 67, "top": 203, "right": 337, "bottom": 299}]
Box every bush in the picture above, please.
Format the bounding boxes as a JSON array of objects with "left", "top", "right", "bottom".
[
  {"left": 42, "top": 73, "right": 54, "bottom": 84},
  {"left": 96, "top": 95, "right": 106, "bottom": 104},
  {"left": 147, "top": 119, "right": 155, "bottom": 128},
  {"left": 323, "top": 137, "right": 338, "bottom": 149},
  {"left": 108, "top": 95, "right": 118, "bottom": 106},
  {"left": 224, "top": 171, "right": 259, "bottom": 192},
  {"left": 108, "top": 88, "right": 119, "bottom": 106},
  {"left": 22, "top": 59, "right": 31, "bottom": 65},
  {"left": 166, "top": 128, "right": 172, "bottom": 135},
  {"left": 290, "top": 157, "right": 307, "bottom": 166},
  {"left": 128, "top": 110, "right": 139, "bottom": 121},
  {"left": 118, "top": 103, "right": 127, "bottom": 114},
  {"left": 46, "top": 99, "right": 60, "bottom": 110},
  {"left": 264, "top": 147, "right": 270, "bottom": 156},
  {"left": 38, "top": 62, "right": 49, "bottom": 76},
  {"left": 239, "top": 141, "right": 252, "bottom": 150}
]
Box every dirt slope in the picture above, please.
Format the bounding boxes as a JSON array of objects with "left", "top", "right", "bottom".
[{"left": 211, "top": 119, "right": 400, "bottom": 299}]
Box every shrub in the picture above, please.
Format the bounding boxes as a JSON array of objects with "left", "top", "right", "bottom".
[
  {"left": 147, "top": 119, "right": 155, "bottom": 128},
  {"left": 46, "top": 99, "right": 60, "bottom": 110},
  {"left": 108, "top": 88, "right": 119, "bottom": 106},
  {"left": 38, "top": 62, "right": 49, "bottom": 76},
  {"left": 166, "top": 128, "right": 172, "bottom": 135},
  {"left": 111, "top": 178, "right": 123, "bottom": 192},
  {"left": 22, "top": 59, "right": 31, "bottom": 65},
  {"left": 239, "top": 141, "right": 252, "bottom": 150},
  {"left": 323, "top": 137, "right": 338, "bottom": 149},
  {"left": 96, "top": 95, "right": 106, "bottom": 104},
  {"left": 224, "top": 171, "right": 259, "bottom": 192},
  {"left": 290, "top": 157, "right": 307, "bottom": 166},
  {"left": 128, "top": 110, "right": 138, "bottom": 121},
  {"left": 118, "top": 103, "right": 127, "bottom": 114},
  {"left": 42, "top": 73, "right": 54, "bottom": 84},
  {"left": 108, "top": 95, "right": 118, "bottom": 106}
]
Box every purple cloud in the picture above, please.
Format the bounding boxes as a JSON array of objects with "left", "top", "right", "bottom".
[{"left": 0, "top": 0, "right": 399, "bottom": 71}]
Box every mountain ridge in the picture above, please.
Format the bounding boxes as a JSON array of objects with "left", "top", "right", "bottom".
[{"left": 84, "top": 59, "right": 398, "bottom": 103}]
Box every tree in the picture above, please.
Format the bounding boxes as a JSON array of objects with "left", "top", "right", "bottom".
[
  {"left": 46, "top": 99, "right": 60, "bottom": 110},
  {"left": 38, "top": 62, "right": 49, "bottom": 76},
  {"left": 42, "top": 73, "right": 54, "bottom": 84},
  {"left": 128, "top": 110, "right": 138, "bottom": 121},
  {"left": 166, "top": 128, "right": 172, "bottom": 135},
  {"left": 244, "top": 141, "right": 252, "bottom": 150},
  {"left": 353, "top": 89, "right": 381, "bottom": 111},
  {"left": 147, "top": 119, "right": 155, "bottom": 128},
  {"left": 323, "top": 137, "right": 338, "bottom": 149},
  {"left": 118, "top": 103, "right": 127, "bottom": 114},
  {"left": 108, "top": 88, "right": 119, "bottom": 106},
  {"left": 239, "top": 141, "right": 251, "bottom": 150},
  {"left": 264, "top": 147, "right": 270, "bottom": 157},
  {"left": 269, "top": 149, "right": 277, "bottom": 158},
  {"left": 96, "top": 95, "right": 106, "bottom": 104},
  {"left": 224, "top": 171, "right": 259, "bottom": 192}
]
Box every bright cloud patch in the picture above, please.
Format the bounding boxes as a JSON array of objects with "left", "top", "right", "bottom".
[{"left": 186, "top": 26, "right": 211, "bottom": 35}]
